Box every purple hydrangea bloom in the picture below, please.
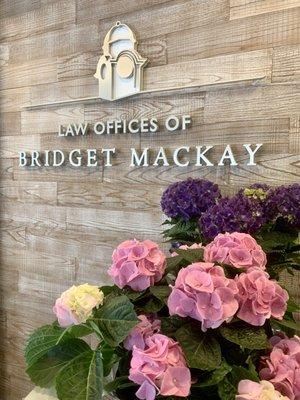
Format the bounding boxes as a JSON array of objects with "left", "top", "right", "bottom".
[
  {"left": 199, "top": 193, "right": 266, "bottom": 239},
  {"left": 265, "top": 184, "right": 300, "bottom": 228},
  {"left": 161, "top": 178, "right": 221, "bottom": 220}
]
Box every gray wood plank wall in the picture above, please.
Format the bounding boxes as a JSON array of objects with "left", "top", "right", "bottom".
[{"left": 0, "top": 0, "right": 299, "bottom": 397}]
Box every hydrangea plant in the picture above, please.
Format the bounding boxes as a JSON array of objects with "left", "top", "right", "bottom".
[
  {"left": 25, "top": 229, "right": 300, "bottom": 400},
  {"left": 162, "top": 179, "right": 300, "bottom": 280}
]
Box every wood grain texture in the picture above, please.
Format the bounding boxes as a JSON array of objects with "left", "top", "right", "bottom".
[
  {"left": 0, "top": 134, "right": 40, "bottom": 158},
  {"left": 144, "top": 49, "right": 272, "bottom": 91},
  {"left": 0, "top": 180, "right": 57, "bottom": 205},
  {"left": 0, "top": 1, "right": 300, "bottom": 398},
  {"left": 56, "top": 38, "right": 168, "bottom": 82},
  {"left": 1, "top": 57, "right": 57, "bottom": 90},
  {"left": 25, "top": 49, "right": 271, "bottom": 107},
  {"left": 98, "top": 0, "right": 229, "bottom": 43},
  {"left": 28, "top": 77, "right": 97, "bottom": 106},
  {"left": 57, "top": 182, "right": 164, "bottom": 211},
  {"left": 230, "top": 0, "right": 300, "bottom": 20},
  {"left": 8, "top": 22, "right": 100, "bottom": 63},
  {"left": 272, "top": 45, "right": 300, "bottom": 83},
  {"left": 76, "top": 0, "right": 172, "bottom": 22},
  {"left": 0, "top": 43, "right": 10, "bottom": 67},
  {"left": 84, "top": 91, "right": 204, "bottom": 125},
  {"left": 290, "top": 116, "right": 300, "bottom": 151},
  {"left": 166, "top": 7, "right": 300, "bottom": 63},
  {"left": 21, "top": 107, "right": 84, "bottom": 135},
  {"left": 13, "top": 159, "right": 104, "bottom": 183},
  {"left": 204, "top": 84, "right": 300, "bottom": 123},
  {"left": 0, "top": 1, "right": 76, "bottom": 41},
  {"left": 0, "top": 111, "right": 21, "bottom": 135},
  {"left": 141, "top": 119, "right": 290, "bottom": 155},
  {"left": 0, "top": 86, "right": 31, "bottom": 112},
  {"left": 0, "top": 0, "right": 41, "bottom": 19},
  {"left": 0, "top": 158, "right": 14, "bottom": 180}
]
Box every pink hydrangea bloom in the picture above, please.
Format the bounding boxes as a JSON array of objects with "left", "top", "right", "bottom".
[
  {"left": 129, "top": 333, "right": 191, "bottom": 400},
  {"left": 260, "top": 335, "right": 300, "bottom": 399},
  {"left": 236, "top": 380, "right": 289, "bottom": 400},
  {"left": 124, "top": 315, "right": 161, "bottom": 351},
  {"left": 235, "top": 269, "right": 288, "bottom": 326},
  {"left": 171, "top": 243, "right": 204, "bottom": 257},
  {"left": 108, "top": 239, "right": 166, "bottom": 291},
  {"left": 167, "top": 262, "right": 239, "bottom": 331},
  {"left": 204, "top": 232, "right": 267, "bottom": 270}
]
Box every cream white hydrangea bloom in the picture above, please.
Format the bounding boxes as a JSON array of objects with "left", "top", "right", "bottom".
[
  {"left": 236, "top": 380, "right": 289, "bottom": 400},
  {"left": 53, "top": 283, "right": 104, "bottom": 327}
]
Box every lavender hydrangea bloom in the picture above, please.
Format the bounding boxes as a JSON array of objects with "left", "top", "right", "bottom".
[
  {"left": 265, "top": 184, "right": 300, "bottom": 228},
  {"left": 161, "top": 178, "right": 221, "bottom": 220},
  {"left": 199, "top": 194, "right": 266, "bottom": 239}
]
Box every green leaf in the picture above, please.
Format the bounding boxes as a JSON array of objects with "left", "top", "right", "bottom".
[
  {"left": 100, "top": 285, "right": 120, "bottom": 296},
  {"left": 287, "top": 298, "right": 300, "bottom": 313},
  {"left": 68, "top": 324, "right": 93, "bottom": 338},
  {"left": 101, "top": 343, "right": 120, "bottom": 377},
  {"left": 25, "top": 324, "right": 72, "bottom": 368},
  {"left": 231, "top": 365, "right": 259, "bottom": 383},
  {"left": 138, "top": 296, "right": 165, "bottom": 313},
  {"left": 161, "top": 316, "right": 186, "bottom": 335},
  {"left": 257, "top": 231, "right": 298, "bottom": 251},
  {"left": 270, "top": 319, "right": 296, "bottom": 337},
  {"left": 124, "top": 289, "right": 146, "bottom": 302},
  {"left": 175, "top": 324, "right": 221, "bottom": 371},
  {"left": 272, "top": 318, "right": 300, "bottom": 331},
  {"left": 267, "top": 263, "right": 289, "bottom": 280},
  {"left": 165, "top": 255, "right": 186, "bottom": 275},
  {"left": 26, "top": 339, "right": 90, "bottom": 388},
  {"left": 193, "top": 360, "right": 232, "bottom": 388},
  {"left": 149, "top": 286, "right": 171, "bottom": 303},
  {"left": 218, "top": 365, "right": 259, "bottom": 400},
  {"left": 104, "top": 376, "right": 136, "bottom": 392},
  {"left": 246, "top": 357, "right": 260, "bottom": 381},
  {"left": 175, "top": 248, "right": 204, "bottom": 264},
  {"left": 221, "top": 263, "right": 245, "bottom": 278},
  {"left": 100, "top": 285, "right": 145, "bottom": 302},
  {"left": 165, "top": 248, "right": 205, "bottom": 276},
  {"left": 286, "top": 263, "right": 300, "bottom": 271},
  {"left": 56, "top": 348, "right": 103, "bottom": 400},
  {"left": 289, "top": 244, "right": 300, "bottom": 252},
  {"left": 220, "top": 322, "right": 269, "bottom": 350},
  {"left": 116, "top": 350, "right": 132, "bottom": 377},
  {"left": 162, "top": 217, "right": 202, "bottom": 242},
  {"left": 94, "top": 295, "right": 138, "bottom": 347},
  {"left": 218, "top": 375, "right": 236, "bottom": 400}
]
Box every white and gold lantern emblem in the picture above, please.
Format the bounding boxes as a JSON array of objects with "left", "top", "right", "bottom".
[{"left": 94, "top": 21, "right": 148, "bottom": 101}]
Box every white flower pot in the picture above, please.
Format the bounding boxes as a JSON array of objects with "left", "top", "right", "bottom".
[
  {"left": 24, "top": 387, "right": 119, "bottom": 400},
  {"left": 24, "top": 387, "right": 58, "bottom": 400}
]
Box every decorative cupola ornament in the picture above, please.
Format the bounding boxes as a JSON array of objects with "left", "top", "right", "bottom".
[{"left": 94, "top": 21, "right": 148, "bottom": 101}]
